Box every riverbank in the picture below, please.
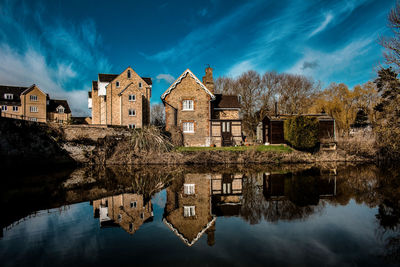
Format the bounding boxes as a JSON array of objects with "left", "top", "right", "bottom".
[{"left": 0, "top": 117, "right": 377, "bottom": 166}]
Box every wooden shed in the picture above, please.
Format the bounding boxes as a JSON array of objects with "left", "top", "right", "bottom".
[{"left": 262, "top": 114, "right": 335, "bottom": 144}]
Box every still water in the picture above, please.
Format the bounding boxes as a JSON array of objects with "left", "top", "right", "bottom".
[{"left": 1, "top": 164, "right": 399, "bottom": 266}]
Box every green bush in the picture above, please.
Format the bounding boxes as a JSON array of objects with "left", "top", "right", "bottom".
[{"left": 284, "top": 116, "right": 320, "bottom": 150}]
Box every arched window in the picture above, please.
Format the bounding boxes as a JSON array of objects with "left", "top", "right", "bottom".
[{"left": 127, "top": 70, "right": 131, "bottom": 79}]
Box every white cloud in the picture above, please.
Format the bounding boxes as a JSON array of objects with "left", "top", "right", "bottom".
[
  {"left": 227, "top": 60, "right": 255, "bottom": 77},
  {"left": 156, "top": 74, "right": 175, "bottom": 83},
  {"left": 309, "top": 13, "right": 334, "bottom": 37}
]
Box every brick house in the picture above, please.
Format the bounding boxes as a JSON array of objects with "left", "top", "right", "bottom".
[
  {"left": 88, "top": 67, "right": 152, "bottom": 129},
  {"left": 0, "top": 84, "right": 71, "bottom": 124},
  {"left": 161, "top": 67, "right": 242, "bottom": 147}
]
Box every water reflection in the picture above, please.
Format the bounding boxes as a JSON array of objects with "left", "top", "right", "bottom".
[{"left": 1, "top": 164, "right": 400, "bottom": 265}]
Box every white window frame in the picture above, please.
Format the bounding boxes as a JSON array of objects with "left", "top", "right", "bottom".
[
  {"left": 30, "top": 117, "right": 38, "bottom": 122},
  {"left": 1, "top": 105, "right": 7, "bottom": 111},
  {"left": 116, "top": 81, "right": 120, "bottom": 87},
  {"left": 57, "top": 107, "right": 65, "bottom": 114},
  {"left": 182, "top": 122, "right": 194, "bottom": 133},
  {"left": 128, "top": 94, "right": 136, "bottom": 102},
  {"left": 184, "top": 184, "right": 195, "bottom": 195},
  {"left": 30, "top": 106, "right": 38, "bottom": 113},
  {"left": 182, "top": 100, "right": 194, "bottom": 111},
  {"left": 128, "top": 109, "right": 136, "bottom": 117},
  {"left": 13, "top": 106, "right": 18, "bottom": 112},
  {"left": 184, "top": 206, "right": 196, "bottom": 217},
  {"left": 30, "top": 95, "right": 38, "bottom": 101},
  {"left": 130, "top": 201, "right": 137, "bottom": 208},
  {"left": 118, "top": 214, "right": 122, "bottom": 222},
  {"left": 128, "top": 124, "right": 136, "bottom": 129},
  {"left": 4, "top": 93, "right": 13, "bottom": 100}
]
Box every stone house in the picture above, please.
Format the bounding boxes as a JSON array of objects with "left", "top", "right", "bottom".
[
  {"left": 0, "top": 84, "right": 71, "bottom": 124},
  {"left": 92, "top": 193, "right": 153, "bottom": 234},
  {"left": 88, "top": 67, "right": 152, "bottom": 129},
  {"left": 161, "top": 67, "right": 242, "bottom": 147}
]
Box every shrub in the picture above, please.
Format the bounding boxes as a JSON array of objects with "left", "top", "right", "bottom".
[
  {"left": 129, "top": 125, "right": 174, "bottom": 153},
  {"left": 284, "top": 116, "right": 320, "bottom": 150}
]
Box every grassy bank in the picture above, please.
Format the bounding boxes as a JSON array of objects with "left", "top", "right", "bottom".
[{"left": 176, "top": 145, "right": 292, "bottom": 153}]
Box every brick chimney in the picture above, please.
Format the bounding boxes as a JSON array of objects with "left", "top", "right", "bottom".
[{"left": 202, "top": 66, "right": 215, "bottom": 94}]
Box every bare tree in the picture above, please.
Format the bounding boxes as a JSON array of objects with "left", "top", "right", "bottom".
[
  {"left": 277, "top": 74, "right": 319, "bottom": 115},
  {"left": 150, "top": 103, "right": 165, "bottom": 127},
  {"left": 381, "top": 2, "right": 400, "bottom": 70}
]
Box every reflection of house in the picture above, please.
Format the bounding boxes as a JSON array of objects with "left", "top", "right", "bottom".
[
  {"left": 92, "top": 193, "right": 153, "bottom": 234},
  {"left": 0, "top": 84, "right": 71, "bottom": 124},
  {"left": 261, "top": 114, "right": 335, "bottom": 144},
  {"left": 163, "top": 173, "right": 216, "bottom": 246},
  {"left": 161, "top": 67, "right": 242, "bottom": 147},
  {"left": 211, "top": 173, "right": 244, "bottom": 216}
]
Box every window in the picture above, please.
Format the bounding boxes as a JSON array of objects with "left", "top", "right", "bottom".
[
  {"left": 127, "top": 70, "right": 131, "bottom": 78},
  {"left": 4, "top": 93, "right": 13, "bottom": 100},
  {"left": 184, "top": 184, "right": 195, "bottom": 195},
  {"left": 57, "top": 106, "right": 65, "bottom": 113},
  {"left": 130, "top": 201, "right": 137, "bottom": 208},
  {"left": 13, "top": 106, "right": 18, "bottom": 112},
  {"left": 128, "top": 94, "right": 136, "bottom": 101},
  {"left": 182, "top": 100, "right": 194, "bottom": 111},
  {"left": 30, "top": 117, "right": 38, "bottom": 122},
  {"left": 129, "top": 223, "right": 133, "bottom": 232},
  {"left": 128, "top": 109, "right": 136, "bottom": 116},
  {"left": 30, "top": 95, "right": 38, "bottom": 101},
  {"left": 184, "top": 206, "right": 196, "bottom": 217},
  {"left": 30, "top": 106, "right": 38, "bottom": 113},
  {"left": 116, "top": 81, "right": 120, "bottom": 87},
  {"left": 1, "top": 105, "right": 7, "bottom": 111},
  {"left": 138, "top": 82, "right": 142, "bottom": 88},
  {"left": 128, "top": 124, "right": 136, "bottom": 129},
  {"left": 183, "top": 122, "right": 194, "bottom": 133},
  {"left": 223, "top": 183, "right": 232, "bottom": 194},
  {"left": 118, "top": 214, "right": 122, "bottom": 222}
]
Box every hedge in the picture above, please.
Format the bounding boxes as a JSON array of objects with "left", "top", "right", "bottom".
[{"left": 284, "top": 116, "right": 320, "bottom": 150}]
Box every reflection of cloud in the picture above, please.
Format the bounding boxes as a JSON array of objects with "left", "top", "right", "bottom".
[{"left": 156, "top": 74, "right": 175, "bottom": 84}]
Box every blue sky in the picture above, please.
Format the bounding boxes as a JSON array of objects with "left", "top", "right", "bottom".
[{"left": 0, "top": 0, "right": 394, "bottom": 115}]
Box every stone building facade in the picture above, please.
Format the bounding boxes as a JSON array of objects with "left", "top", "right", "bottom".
[
  {"left": 88, "top": 67, "right": 152, "bottom": 128},
  {"left": 161, "top": 67, "right": 242, "bottom": 147},
  {"left": 0, "top": 84, "right": 71, "bottom": 124}
]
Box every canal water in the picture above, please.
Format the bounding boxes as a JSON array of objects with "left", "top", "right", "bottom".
[{"left": 1, "top": 164, "right": 399, "bottom": 266}]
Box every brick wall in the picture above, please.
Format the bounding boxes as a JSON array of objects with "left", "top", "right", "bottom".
[
  {"left": 62, "top": 124, "right": 131, "bottom": 141},
  {"left": 21, "top": 86, "right": 47, "bottom": 122}
]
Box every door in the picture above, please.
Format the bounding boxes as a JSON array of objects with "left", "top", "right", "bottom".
[{"left": 221, "top": 121, "right": 232, "bottom": 146}]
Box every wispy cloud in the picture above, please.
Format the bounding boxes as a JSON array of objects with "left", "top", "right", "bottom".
[
  {"left": 156, "top": 73, "right": 175, "bottom": 83},
  {"left": 0, "top": 1, "right": 111, "bottom": 116},
  {"left": 309, "top": 13, "right": 334, "bottom": 37}
]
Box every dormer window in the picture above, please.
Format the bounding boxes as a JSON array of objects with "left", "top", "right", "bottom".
[
  {"left": 4, "top": 93, "right": 13, "bottom": 100},
  {"left": 139, "top": 82, "right": 142, "bottom": 88},
  {"left": 182, "top": 100, "right": 194, "bottom": 111},
  {"left": 30, "top": 95, "right": 38, "bottom": 101},
  {"left": 116, "top": 81, "right": 120, "bottom": 87},
  {"left": 127, "top": 70, "right": 131, "bottom": 79},
  {"left": 57, "top": 106, "right": 65, "bottom": 113}
]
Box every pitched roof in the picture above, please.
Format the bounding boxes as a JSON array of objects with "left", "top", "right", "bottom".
[
  {"left": 0, "top": 85, "right": 28, "bottom": 104},
  {"left": 98, "top": 74, "right": 119, "bottom": 83},
  {"left": 21, "top": 84, "right": 40, "bottom": 95},
  {"left": 92, "top": 81, "right": 98, "bottom": 90},
  {"left": 212, "top": 94, "right": 241, "bottom": 109},
  {"left": 161, "top": 69, "right": 216, "bottom": 100},
  {"left": 142, "top": 77, "right": 152, "bottom": 85},
  {"left": 48, "top": 99, "right": 71, "bottom": 113}
]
